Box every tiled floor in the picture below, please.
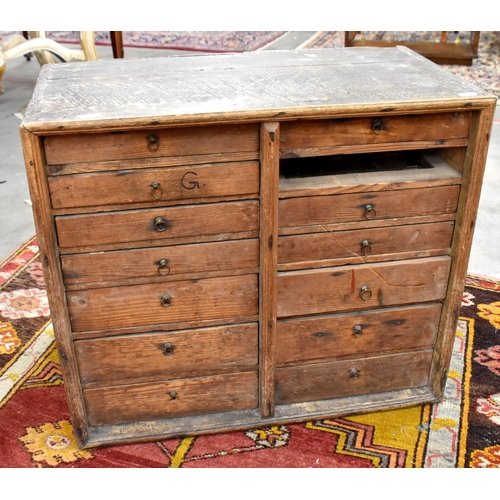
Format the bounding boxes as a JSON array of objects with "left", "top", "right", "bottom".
[{"left": 1, "top": 31, "right": 499, "bottom": 278}]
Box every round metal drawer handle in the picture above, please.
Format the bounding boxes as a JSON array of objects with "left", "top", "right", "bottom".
[
  {"left": 361, "top": 239, "right": 372, "bottom": 257},
  {"left": 154, "top": 216, "right": 167, "bottom": 232},
  {"left": 372, "top": 118, "right": 383, "bottom": 135},
  {"left": 150, "top": 181, "right": 163, "bottom": 200},
  {"left": 158, "top": 258, "right": 170, "bottom": 276},
  {"left": 359, "top": 285, "right": 372, "bottom": 301},
  {"left": 147, "top": 134, "right": 160, "bottom": 152},
  {"left": 364, "top": 204, "right": 376, "bottom": 220},
  {"left": 353, "top": 325, "right": 363, "bottom": 338},
  {"left": 162, "top": 342, "right": 174, "bottom": 356},
  {"left": 168, "top": 390, "right": 177, "bottom": 400},
  {"left": 349, "top": 368, "right": 361, "bottom": 380},
  {"left": 161, "top": 293, "right": 171, "bottom": 307}
]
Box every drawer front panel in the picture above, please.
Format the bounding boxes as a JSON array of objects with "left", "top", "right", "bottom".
[
  {"left": 84, "top": 371, "right": 259, "bottom": 425},
  {"left": 275, "top": 350, "right": 433, "bottom": 405},
  {"left": 279, "top": 112, "right": 470, "bottom": 154},
  {"left": 277, "top": 303, "right": 441, "bottom": 365},
  {"left": 56, "top": 200, "right": 259, "bottom": 249},
  {"left": 279, "top": 185, "right": 460, "bottom": 229},
  {"left": 67, "top": 274, "right": 258, "bottom": 332},
  {"left": 278, "top": 221, "right": 454, "bottom": 265},
  {"left": 76, "top": 323, "right": 258, "bottom": 386},
  {"left": 48, "top": 161, "right": 260, "bottom": 209},
  {"left": 44, "top": 123, "right": 260, "bottom": 165},
  {"left": 277, "top": 257, "right": 451, "bottom": 318},
  {"left": 61, "top": 239, "right": 259, "bottom": 286}
]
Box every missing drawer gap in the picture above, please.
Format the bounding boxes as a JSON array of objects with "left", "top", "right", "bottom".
[{"left": 281, "top": 151, "right": 433, "bottom": 179}]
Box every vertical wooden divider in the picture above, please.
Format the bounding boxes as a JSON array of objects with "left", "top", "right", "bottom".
[{"left": 259, "top": 122, "right": 280, "bottom": 417}]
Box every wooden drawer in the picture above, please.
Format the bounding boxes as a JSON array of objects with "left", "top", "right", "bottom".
[
  {"left": 84, "top": 371, "right": 259, "bottom": 426},
  {"left": 277, "top": 303, "right": 441, "bottom": 365},
  {"left": 278, "top": 221, "right": 454, "bottom": 268},
  {"left": 55, "top": 200, "right": 259, "bottom": 250},
  {"left": 67, "top": 274, "right": 258, "bottom": 333},
  {"left": 279, "top": 112, "right": 470, "bottom": 156},
  {"left": 44, "top": 123, "right": 259, "bottom": 165},
  {"left": 279, "top": 185, "right": 460, "bottom": 229},
  {"left": 277, "top": 256, "right": 451, "bottom": 318},
  {"left": 61, "top": 239, "right": 259, "bottom": 287},
  {"left": 76, "top": 323, "right": 258, "bottom": 387},
  {"left": 275, "top": 349, "right": 433, "bottom": 405},
  {"left": 48, "top": 161, "right": 260, "bottom": 209}
]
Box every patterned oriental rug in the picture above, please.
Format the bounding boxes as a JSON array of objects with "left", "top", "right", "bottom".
[
  {"left": 1, "top": 237, "right": 500, "bottom": 468},
  {"left": 305, "top": 31, "right": 500, "bottom": 98},
  {"left": 0, "top": 31, "right": 288, "bottom": 53}
]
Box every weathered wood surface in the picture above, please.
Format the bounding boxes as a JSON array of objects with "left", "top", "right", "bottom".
[
  {"left": 55, "top": 200, "right": 259, "bottom": 249},
  {"left": 22, "top": 47, "right": 493, "bottom": 134},
  {"left": 276, "top": 303, "right": 441, "bottom": 365},
  {"left": 44, "top": 124, "right": 259, "bottom": 165},
  {"left": 275, "top": 349, "right": 433, "bottom": 405},
  {"left": 84, "top": 371, "right": 259, "bottom": 426},
  {"left": 61, "top": 238, "right": 259, "bottom": 288},
  {"left": 67, "top": 274, "right": 258, "bottom": 332},
  {"left": 277, "top": 257, "right": 451, "bottom": 318},
  {"left": 278, "top": 221, "right": 454, "bottom": 267},
  {"left": 279, "top": 112, "right": 470, "bottom": 155},
  {"left": 279, "top": 185, "right": 460, "bottom": 229},
  {"left": 48, "top": 161, "right": 260, "bottom": 209},
  {"left": 76, "top": 323, "right": 258, "bottom": 387}
]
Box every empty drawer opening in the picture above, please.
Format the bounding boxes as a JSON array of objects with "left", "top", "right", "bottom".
[{"left": 280, "top": 151, "right": 433, "bottom": 179}]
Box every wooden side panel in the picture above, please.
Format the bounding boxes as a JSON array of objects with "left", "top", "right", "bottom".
[
  {"left": 277, "top": 257, "right": 451, "bottom": 318},
  {"left": 48, "top": 161, "right": 260, "bottom": 209},
  {"left": 61, "top": 238, "right": 259, "bottom": 287},
  {"left": 84, "top": 371, "right": 259, "bottom": 426},
  {"left": 55, "top": 200, "right": 259, "bottom": 249},
  {"left": 44, "top": 123, "right": 260, "bottom": 165},
  {"left": 76, "top": 323, "right": 258, "bottom": 386},
  {"left": 280, "top": 112, "right": 471, "bottom": 155},
  {"left": 278, "top": 221, "right": 454, "bottom": 266},
  {"left": 279, "top": 185, "right": 460, "bottom": 229},
  {"left": 67, "top": 274, "right": 258, "bottom": 332},
  {"left": 259, "top": 123, "right": 280, "bottom": 417},
  {"left": 277, "top": 303, "right": 441, "bottom": 365},
  {"left": 275, "top": 350, "right": 433, "bottom": 405}
]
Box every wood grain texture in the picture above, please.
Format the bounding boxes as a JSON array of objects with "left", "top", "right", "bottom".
[
  {"left": 259, "top": 123, "right": 280, "bottom": 417},
  {"left": 277, "top": 257, "right": 451, "bottom": 318},
  {"left": 277, "top": 303, "right": 441, "bottom": 365},
  {"left": 279, "top": 185, "right": 460, "bottom": 229},
  {"left": 76, "top": 323, "right": 258, "bottom": 387},
  {"left": 22, "top": 47, "right": 493, "bottom": 134},
  {"left": 275, "top": 349, "right": 433, "bottom": 405},
  {"left": 55, "top": 200, "right": 259, "bottom": 249},
  {"left": 84, "top": 371, "right": 259, "bottom": 426},
  {"left": 48, "top": 161, "right": 260, "bottom": 209},
  {"left": 67, "top": 274, "right": 258, "bottom": 333}
]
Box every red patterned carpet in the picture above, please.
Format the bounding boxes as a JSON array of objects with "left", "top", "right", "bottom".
[{"left": 1, "top": 237, "right": 500, "bottom": 467}]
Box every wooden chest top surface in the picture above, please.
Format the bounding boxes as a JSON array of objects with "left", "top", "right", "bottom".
[{"left": 22, "top": 47, "right": 492, "bottom": 133}]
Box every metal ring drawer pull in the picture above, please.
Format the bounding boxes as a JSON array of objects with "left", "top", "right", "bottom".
[
  {"left": 359, "top": 285, "right": 372, "bottom": 301},
  {"left": 372, "top": 118, "right": 383, "bottom": 135},
  {"left": 158, "top": 258, "right": 170, "bottom": 276},
  {"left": 150, "top": 181, "right": 163, "bottom": 200},
  {"left": 161, "top": 293, "right": 171, "bottom": 307},
  {"left": 353, "top": 325, "right": 363, "bottom": 338},
  {"left": 361, "top": 240, "right": 372, "bottom": 257},
  {"left": 364, "top": 204, "right": 376, "bottom": 220},
  {"left": 154, "top": 216, "right": 167, "bottom": 232},
  {"left": 349, "top": 368, "right": 361, "bottom": 380},
  {"left": 147, "top": 134, "right": 160, "bottom": 152},
  {"left": 162, "top": 342, "right": 174, "bottom": 356},
  {"left": 168, "top": 391, "right": 177, "bottom": 400}
]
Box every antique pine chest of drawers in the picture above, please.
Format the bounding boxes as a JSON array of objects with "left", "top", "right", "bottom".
[{"left": 20, "top": 47, "right": 496, "bottom": 448}]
